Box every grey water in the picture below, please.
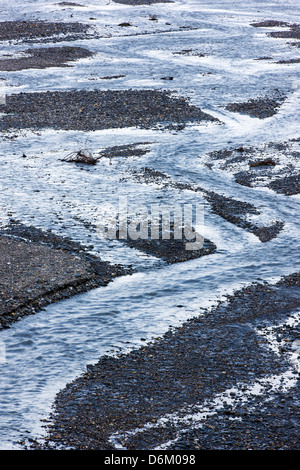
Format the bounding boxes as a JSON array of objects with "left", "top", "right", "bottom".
[{"left": 0, "top": 0, "right": 300, "bottom": 449}]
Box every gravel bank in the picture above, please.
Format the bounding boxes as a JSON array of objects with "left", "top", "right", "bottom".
[
  {"left": 250, "top": 20, "right": 300, "bottom": 51},
  {"left": 33, "top": 272, "right": 300, "bottom": 450},
  {"left": 0, "top": 20, "right": 91, "bottom": 44},
  {"left": 124, "top": 166, "right": 284, "bottom": 242},
  {"left": 251, "top": 20, "right": 300, "bottom": 41},
  {"left": 0, "top": 89, "right": 218, "bottom": 132},
  {"left": 121, "top": 237, "right": 217, "bottom": 264},
  {"left": 0, "top": 46, "right": 94, "bottom": 72},
  {"left": 112, "top": 0, "right": 173, "bottom": 5},
  {"left": 0, "top": 6, "right": 298, "bottom": 454},
  {"left": 225, "top": 91, "right": 286, "bottom": 119},
  {"left": 204, "top": 138, "right": 300, "bottom": 196},
  {"left": 0, "top": 221, "right": 131, "bottom": 330}
]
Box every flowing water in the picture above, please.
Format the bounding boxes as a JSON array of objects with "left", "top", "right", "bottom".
[{"left": 0, "top": 0, "right": 299, "bottom": 449}]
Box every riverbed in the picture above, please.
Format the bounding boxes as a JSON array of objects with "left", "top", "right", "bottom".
[{"left": 0, "top": 0, "right": 299, "bottom": 450}]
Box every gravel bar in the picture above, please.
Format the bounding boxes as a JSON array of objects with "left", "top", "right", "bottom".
[
  {"left": 0, "top": 20, "right": 91, "bottom": 44},
  {"left": 33, "top": 272, "right": 300, "bottom": 450},
  {"left": 204, "top": 138, "right": 300, "bottom": 196},
  {"left": 0, "top": 46, "right": 94, "bottom": 72},
  {"left": 225, "top": 92, "right": 286, "bottom": 119},
  {"left": 125, "top": 166, "right": 284, "bottom": 242},
  {"left": 0, "top": 89, "right": 218, "bottom": 132},
  {"left": 0, "top": 221, "right": 131, "bottom": 330},
  {"left": 112, "top": 0, "right": 173, "bottom": 5}
]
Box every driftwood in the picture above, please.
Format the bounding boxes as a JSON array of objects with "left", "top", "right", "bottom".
[
  {"left": 249, "top": 158, "right": 276, "bottom": 167},
  {"left": 60, "top": 149, "right": 100, "bottom": 165},
  {"left": 60, "top": 142, "right": 154, "bottom": 165}
]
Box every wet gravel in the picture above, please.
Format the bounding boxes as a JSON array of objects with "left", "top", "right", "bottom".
[
  {"left": 267, "top": 23, "right": 300, "bottom": 41},
  {"left": 250, "top": 20, "right": 291, "bottom": 28},
  {"left": 61, "top": 142, "right": 154, "bottom": 164},
  {"left": 225, "top": 91, "right": 286, "bottom": 119},
  {"left": 0, "top": 221, "right": 131, "bottom": 330},
  {"left": 0, "top": 20, "right": 91, "bottom": 44},
  {"left": 112, "top": 0, "right": 173, "bottom": 5},
  {"left": 0, "top": 89, "right": 218, "bottom": 132},
  {"left": 275, "top": 58, "right": 300, "bottom": 64},
  {"left": 203, "top": 191, "right": 284, "bottom": 242},
  {"left": 250, "top": 20, "right": 300, "bottom": 48},
  {"left": 0, "top": 9, "right": 299, "bottom": 453},
  {"left": 56, "top": 2, "right": 84, "bottom": 6},
  {"left": 268, "top": 174, "right": 300, "bottom": 196},
  {"left": 121, "top": 237, "right": 217, "bottom": 264},
  {"left": 97, "top": 142, "right": 154, "bottom": 159},
  {"left": 167, "top": 387, "right": 300, "bottom": 450},
  {"left": 205, "top": 138, "right": 300, "bottom": 196},
  {"left": 32, "top": 272, "right": 300, "bottom": 450},
  {"left": 0, "top": 46, "right": 94, "bottom": 72},
  {"left": 125, "top": 166, "right": 284, "bottom": 242}
]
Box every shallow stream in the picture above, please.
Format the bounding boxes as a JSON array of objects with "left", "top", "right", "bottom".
[{"left": 0, "top": 0, "right": 299, "bottom": 449}]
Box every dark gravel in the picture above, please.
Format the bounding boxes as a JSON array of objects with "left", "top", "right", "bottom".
[
  {"left": 98, "top": 142, "right": 154, "bottom": 159},
  {"left": 250, "top": 20, "right": 291, "bottom": 28},
  {"left": 0, "top": 20, "right": 91, "bottom": 44},
  {"left": 275, "top": 58, "right": 300, "bottom": 64},
  {"left": 225, "top": 92, "right": 286, "bottom": 119},
  {"left": 206, "top": 139, "right": 300, "bottom": 196},
  {"left": 112, "top": 0, "right": 173, "bottom": 5},
  {"left": 33, "top": 272, "right": 300, "bottom": 450},
  {"left": 173, "top": 49, "right": 206, "bottom": 57},
  {"left": 268, "top": 23, "right": 300, "bottom": 41},
  {"left": 0, "top": 89, "right": 218, "bottom": 132},
  {"left": 125, "top": 166, "right": 284, "bottom": 242},
  {"left": 0, "top": 221, "right": 131, "bottom": 330},
  {"left": 56, "top": 2, "right": 84, "bottom": 6},
  {"left": 0, "top": 46, "right": 94, "bottom": 72},
  {"left": 250, "top": 20, "right": 300, "bottom": 49},
  {"left": 167, "top": 387, "right": 300, "bottom": 450},
  {"left": 121, "top": 237, "right": 217, "bottom": 264},
  {"left": 0, "top": 11, "right": 298, "bottom": 453},
  {"left": 204, "top": 190, "right": 284, "bottom": 242},
  {"left": 269, "top": 174, "right": 300, "bottom": 195}
]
